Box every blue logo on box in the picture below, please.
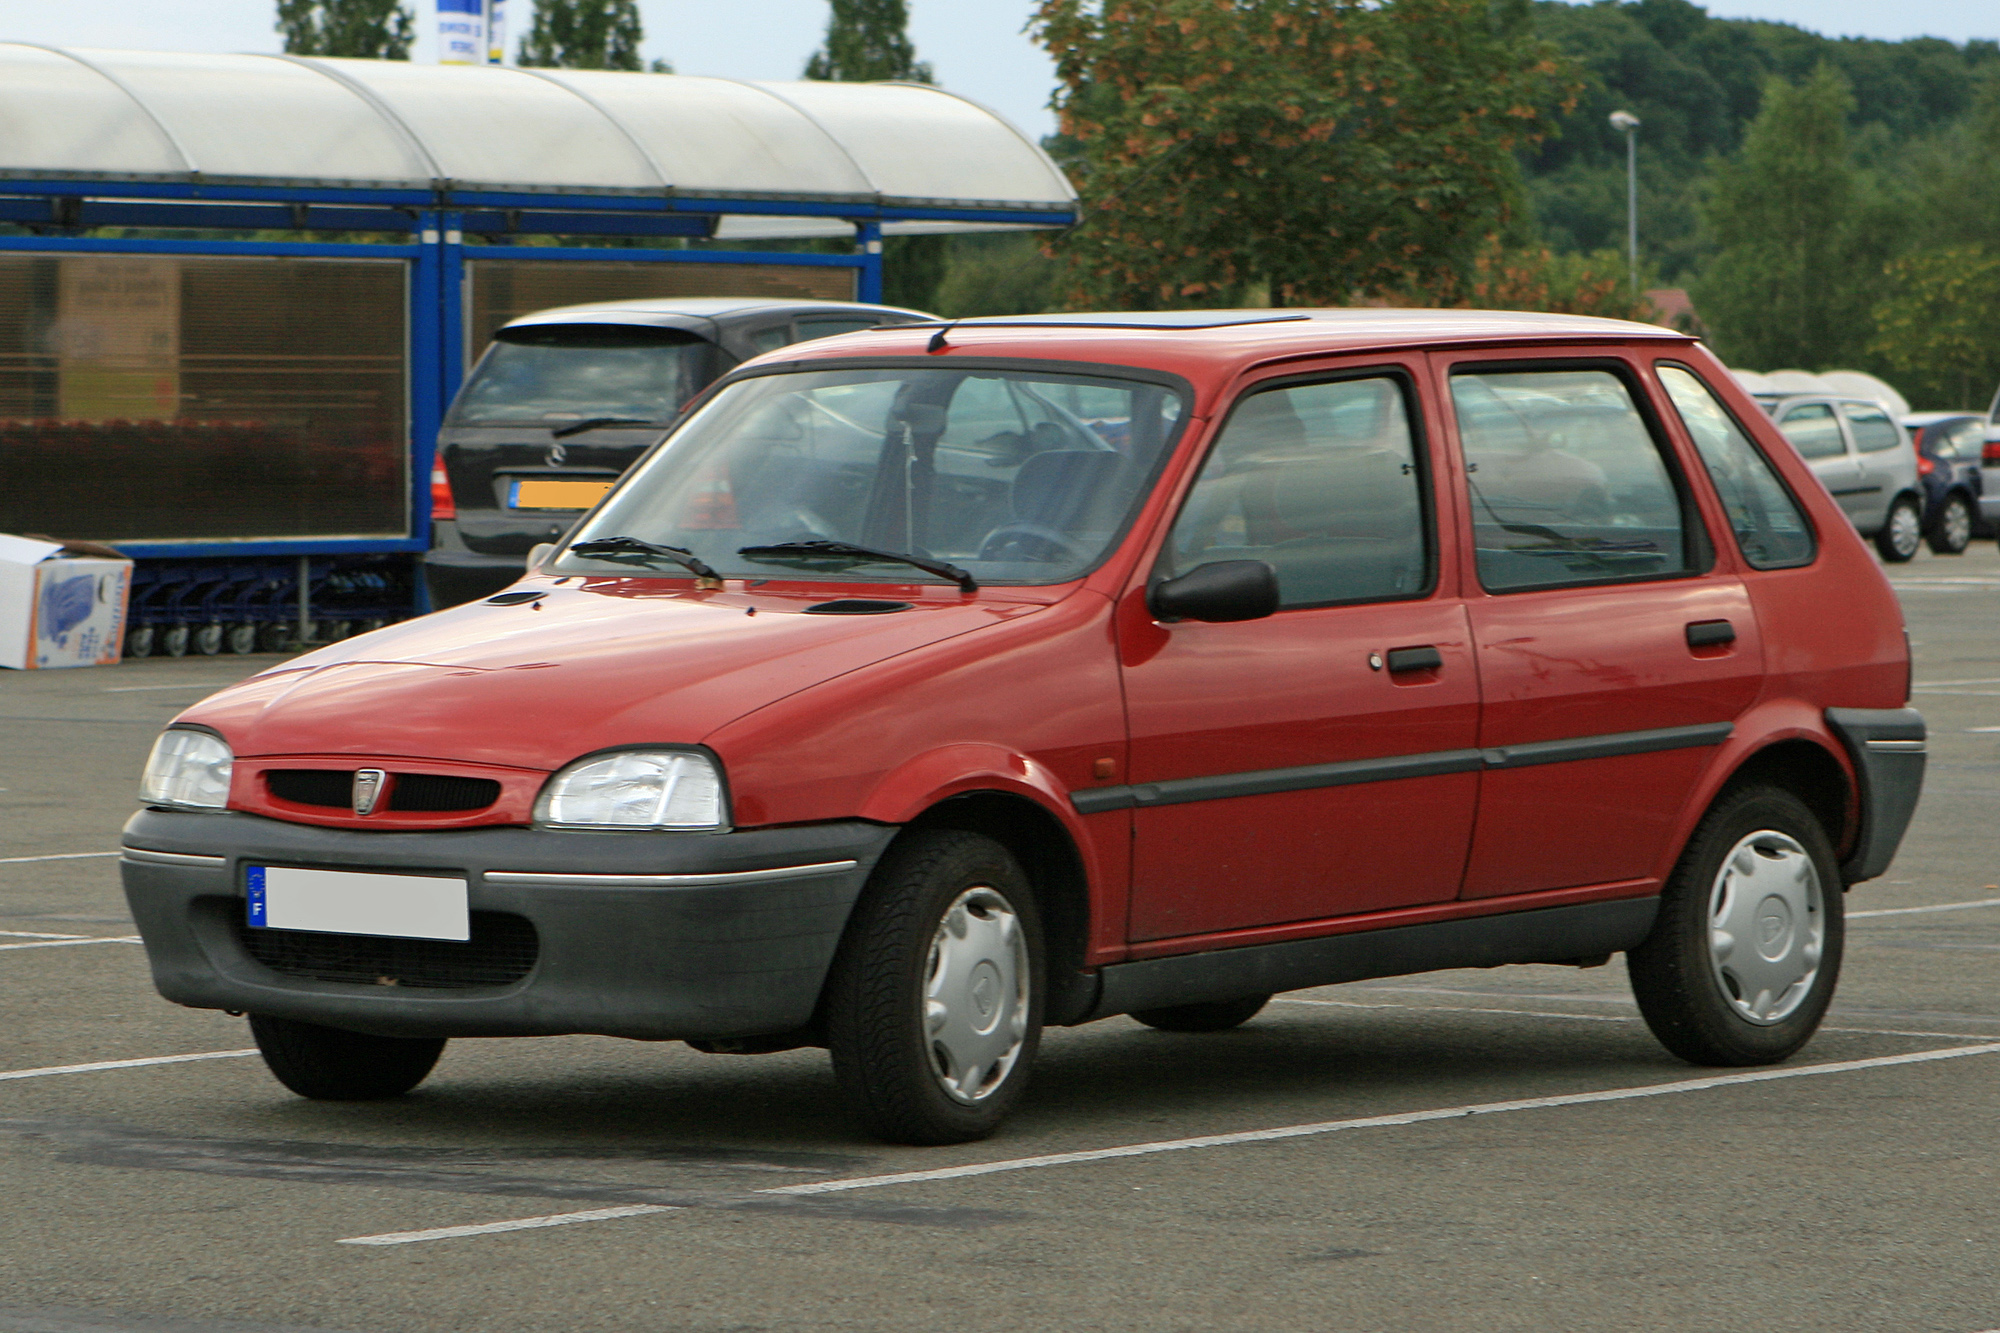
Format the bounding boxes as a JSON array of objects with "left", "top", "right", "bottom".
[{"left": 246, "top": 866, "right": 266, "bottom": 927}]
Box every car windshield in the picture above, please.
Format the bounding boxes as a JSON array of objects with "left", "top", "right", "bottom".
[
  {"left": 554, "top": 366, "right": 1187, "bottom": 586},
  {"left": 449, "top": 325, "right": 712, "bottom": 426}
]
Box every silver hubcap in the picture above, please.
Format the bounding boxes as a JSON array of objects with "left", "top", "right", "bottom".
[
  {"left": 1708, "top": 830, "right": 1824, "bottom": 1025},
  {"left": 1889, "top": 502, "right": 1921, "bottom": 556},
  {"left": 925, "top": 886, "right": 1029, "bottom": 1105},
  {"left": 1944, "top": 499, "right": 1971, "bottom": 548}
]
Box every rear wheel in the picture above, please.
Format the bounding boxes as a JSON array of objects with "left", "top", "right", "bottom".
[
  {"left": 248, "top": 1014, "right": 445, "bottom": 1100},
  {"left": 1876, "top": 495, "right": 1922, "bottom": 562},
  {"left": 1928, "top": 492, "right": 1973, "bottom": 555},
  {"left": 1132, "top": 994, "right": 1271, "bottom": 1032},
  {"left": 1628, "top": 785, "right": 1842, "bottom": 1066},
  {"left": 825, "top": 830, "right": 1043, "bottom": 1145}
]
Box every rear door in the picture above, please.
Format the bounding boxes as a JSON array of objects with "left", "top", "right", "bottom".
[
  {"left": 1844, "top": 401, "right": 1913, "bottom": 528},
  {"left": 1441, "top": 352, "right": 1764, "bottom": 900}
]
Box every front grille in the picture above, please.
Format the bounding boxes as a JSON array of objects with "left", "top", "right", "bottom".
[
  {"left": 264, "top": 769, "right": 502, "bottom": 813},
  {"left": 237, "top": 912, "right": 539, "bottom": 989}
]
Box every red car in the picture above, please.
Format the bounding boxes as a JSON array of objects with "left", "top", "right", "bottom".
[{"left": 123, "top": 310, "right": 1925, "bottom": 1145}]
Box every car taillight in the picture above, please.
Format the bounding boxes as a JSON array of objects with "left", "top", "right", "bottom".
[
  {"left": 1918, "top": 455, "right": 1934, "bottom": 476},
  {"left": 1984, "top": 438, "right": 2000, "bottom": 466},
  {"left": 429, "top": 460, "right": 456, "bottom": 522}
]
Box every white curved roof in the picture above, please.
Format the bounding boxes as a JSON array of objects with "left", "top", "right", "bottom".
[{"left": 0, "top": 45, "right": 1076, "bottom": 215}]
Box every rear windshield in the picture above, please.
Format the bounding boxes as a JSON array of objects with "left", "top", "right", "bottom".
[
  {"left": 557, "top": 366, "right": 1188, "bottom": 587},
  {"left": 448, "top": 324, "right": 712, "bottom": 426}
]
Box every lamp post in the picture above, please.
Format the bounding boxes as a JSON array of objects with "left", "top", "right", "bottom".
[{"left": 1609, "top": 110, "right": 1641, "bottom": 297}]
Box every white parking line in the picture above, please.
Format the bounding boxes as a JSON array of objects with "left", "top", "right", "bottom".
[
  {"left": 0, "top": 930, "right": 86, "bottom": 940},
  {"left": 1276, "top": 996, "right": 1993, "bottom": 1042},
  {"left": 0, "top": 851, "right": 119, "bottom": 865},
  {"left": 1849, "top": 897, "right": 2000, "bottom": 919},
  {"left": 0, "top": 1049, "right": 256, "bottom": 1082},
  {"left": 340, "top": 1205, "right": 677, "bottom": 1246},
  {"left": 101, "top": 682, "right": 236, "bottom": 693},
  {"left": 0, "top": 935, "right": 140, "bottom": 952},
  {"left": 762, "top": 1042, "right": 2000, "bottom": 1197}
]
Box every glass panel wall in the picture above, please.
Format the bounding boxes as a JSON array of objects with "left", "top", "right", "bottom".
[{"left": 0, "top": 254, "right": 408, "bottom": 542}]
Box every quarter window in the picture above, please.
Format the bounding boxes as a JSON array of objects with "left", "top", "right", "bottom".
[
  {"left": 1778, "top": 404, "right": 1846, "bottom": 459},
  {"left": 1163, "top": 376, "right": 1429, "bottom": 608},
  {"left": 1844, "top": 403, "right": 1903, "bottom": 453},
  {"left": 1656, "top": 365, "right": 1814, "bottom": 569},
  {"left": 1452, "top": 368, "right": 1692, "bottom": 591}
]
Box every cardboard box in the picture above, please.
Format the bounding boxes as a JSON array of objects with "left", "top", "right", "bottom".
[{"left": 0, "top": 534, "right": 132, "bottom": 669}]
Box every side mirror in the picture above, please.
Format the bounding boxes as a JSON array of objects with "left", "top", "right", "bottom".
[
  {"left": 1148, "top": 560, "right": 1279, "bottom": 623},
  {"left": 526, "top": 542, "right": 556, "bottom": 570}
]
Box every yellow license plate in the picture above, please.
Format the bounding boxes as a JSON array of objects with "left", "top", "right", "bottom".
[{"left": 510, "top": 478, "right": 615, "bottom": 510}]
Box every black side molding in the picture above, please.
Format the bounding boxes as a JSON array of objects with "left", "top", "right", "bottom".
[
  {"left": 1824, "top": 706, "right": 1926, "bottom": 884},
  {"left": 1081, "top": 897, "right": 1660, "bottom": 1023}
]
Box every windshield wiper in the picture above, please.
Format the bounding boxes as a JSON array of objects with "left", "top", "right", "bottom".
[
  {"left": 568, "top": 536, "right": 722, "bottom": 582},
  {"left": 549, "top": 417, "right": 662, "bottom": 439},
  {"left": 736, "top": 540, "right": 978, "bottom": 593}
]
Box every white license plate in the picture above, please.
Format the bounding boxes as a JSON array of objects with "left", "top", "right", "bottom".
[{"left": 246, "top": 865, "right": 469, "bottom": 942}]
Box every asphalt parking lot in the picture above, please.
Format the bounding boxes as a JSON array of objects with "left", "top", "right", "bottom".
[{"left": 5, "top": 548, "right": 2000, "bottom": 1333}]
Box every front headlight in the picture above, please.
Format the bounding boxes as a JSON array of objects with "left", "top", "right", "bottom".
[
  {"left": 536, "top": 749, "right": 727, "bottom": 831},
  {"left": 140, "top": 729, "right": 234, "bottom": 810}
]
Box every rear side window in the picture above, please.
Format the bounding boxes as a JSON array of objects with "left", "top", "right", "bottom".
[
  {"left": 1844, "top": 403, "right": 1903, "bottom": 453},
  {"left": 1452, "top": 367, "right": 1692, "bottom": 591},
  {"left": 1657, "top": 365, "right": 1814, "bottom": 570},
  {"left": 1778, "top": 404, "right": 1845, "bottom": 459},
  {"left": 1163, "top": 375, "right": 1430, "bottom": 608},
  {"left": 1945, "top": 420, "right": 1987, "bottom": 458}
]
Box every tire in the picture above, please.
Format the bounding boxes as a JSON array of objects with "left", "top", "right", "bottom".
[
  {"left": 226, "top": 623, "right": 258, "bottom": 655},
  {"left": 1627, "top": 785, "right": 1843, "bottom": 1066},
  {"left": 1132, "top": 994, "right": 1272, "bottom": 1032},
  {"left": 248, "top": 1014, "right": 446, "bottom": 1100},
  {"left": 257, "top": 622, "right": 295, "bottom": 653},
  {"left": 1876, "top": 495, "right": 1922, "bottom": 562},
  {"left": 825, "top": 829, "right": 1044, "bottom": 1145},
  {"left": 124, "top": 625, "right": 154, "bottom": 659},
  {"left": 1928, "top": 492, "right": 1973, "bottom": 555},
  {"left": 193, "top": 622, "right": 224, "bottom": 656},
  {"left": 161, "top": 623, "right": 190, "bottom": 658}
]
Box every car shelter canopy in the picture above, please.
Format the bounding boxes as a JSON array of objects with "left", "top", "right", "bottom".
[{"left": 0, "top": 45, "right": 1078, "bottom": 235}]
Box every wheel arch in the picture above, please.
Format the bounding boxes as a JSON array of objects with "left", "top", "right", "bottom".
[{"left": 1714, "top": 737, "right": 1852, "bottom": 860}]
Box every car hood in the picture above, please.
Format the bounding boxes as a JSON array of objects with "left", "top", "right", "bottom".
[{"left": 178, "top": 580, "right": 1045, "bottom": 769}]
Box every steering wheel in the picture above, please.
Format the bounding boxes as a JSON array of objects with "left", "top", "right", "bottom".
[{"left": 978, "top": 522, "right": 1092, "bottom": 564}]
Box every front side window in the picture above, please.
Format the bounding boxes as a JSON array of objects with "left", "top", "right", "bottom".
[
  {"left": 1452, "top": 367, "right": 1692, "bottom": 591},
  {"left": 1777, "top": 403, "right": 1846, "bottom": 459},
  {"left": 1844, "top": 402, "right": 1903, "bottom": 453},
  {"left": 1657, "top": 364, "right": 1814, "bottom": 569},
  {"left": 1161, "top": 376, "right": 1429, "bottom": 608},
  {"left": 451, "top": 325, "right": 710, "bottom": 426},
  {"left": 557, "top": 366, "right": 1185, "bottom": 586}
]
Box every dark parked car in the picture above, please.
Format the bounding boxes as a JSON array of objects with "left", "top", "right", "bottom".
[
  {"left": 1900, "top": 413, "right": 1989, "bottom": 554},
  {"left": 423, "top": 297, "right": 933, "bottom": 608}
]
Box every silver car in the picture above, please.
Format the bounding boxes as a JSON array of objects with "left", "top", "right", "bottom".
[{"left": 1760, "top": 394, "right": 1925, "bottom": 562}]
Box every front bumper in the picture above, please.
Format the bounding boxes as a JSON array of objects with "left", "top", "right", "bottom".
[{"left": 120, "top": 808, "right": 896, "bottom": 1041}]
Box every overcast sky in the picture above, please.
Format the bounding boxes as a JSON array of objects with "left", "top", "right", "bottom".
[{"left": 0, "top": 1, "right": 1993, "bottom": 142}]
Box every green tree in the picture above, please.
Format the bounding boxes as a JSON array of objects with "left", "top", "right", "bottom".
[
  {"left": 519, "top": 0, "right": 644, "bottom": 70},
  {"left": 804, "top": 0, "right": 933, "bottom": 83},
  {"left": 1032, "top": 0, "right": 1581, "bottom": 309},
  {"left": 1692, "top": 64, "right": 1901, "bottom": 369},
  {"left": 1868, "top": 246, "right": 2000, "bottom": 408},
  {"left": 276, "top": 0, "right": 414, "bottom": 58}
]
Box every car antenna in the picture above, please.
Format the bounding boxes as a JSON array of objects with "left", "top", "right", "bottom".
[{"left": 926, "top": 321, "right": 956, "bottom": 353}]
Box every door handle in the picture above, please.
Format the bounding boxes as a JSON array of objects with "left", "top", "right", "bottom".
[
  {"left": 1385, "top": 645, "right": 1443, "bottom": 673},
  {"left": 1686, "top": 619, "right": 1736, "bottom": 648}
]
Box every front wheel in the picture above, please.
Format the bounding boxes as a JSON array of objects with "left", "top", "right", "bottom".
[
  {"left": 1876, "top": 495, "right": 1923, "bottom": 562},
  {"left": 1627, "top": 786, "right": 1842, "bottom": 1066},
  {"left": 248, "top": 1014, "right": 446, "bottom": 1100},
  {"left": 825, "top": 830, "right": 1043, "bottom": 1144},
  {"left": 1928, "top": 492, "right": 1973, "bottom": 555}
]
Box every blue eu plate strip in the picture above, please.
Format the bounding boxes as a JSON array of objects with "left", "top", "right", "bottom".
[{"left": 246, "top": 865, "right": 266, "bottom": 928}]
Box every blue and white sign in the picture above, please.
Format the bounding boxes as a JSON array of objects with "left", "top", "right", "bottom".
[
  {"left": 439, "top": 0, "right": 486, "bottom": 65},
  {"left": 246, "top": 865, "right": 267, "bottom": 927}
]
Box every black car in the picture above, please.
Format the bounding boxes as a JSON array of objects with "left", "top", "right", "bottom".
[
  {"left": 423, "top": 297, "right": 933, "bottom": 608},
  {"left": 1902, "top": 412, "right": 1990, "bottom": 555}
]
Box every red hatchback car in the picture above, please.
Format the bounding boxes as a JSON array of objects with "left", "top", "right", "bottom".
[{"left": 123, "top": 310, "right": 1925, "bottom": 1144}]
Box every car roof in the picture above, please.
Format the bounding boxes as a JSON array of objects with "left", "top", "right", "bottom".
[
  {"left": 766, "top": 307, "right": 1692, "bottom": 392},
  {"left": 503, "top": 297, "right": 935, "bottom": 332},
  {"left": 1901, "top": 410, "right": 1982, "bottom": 426}
]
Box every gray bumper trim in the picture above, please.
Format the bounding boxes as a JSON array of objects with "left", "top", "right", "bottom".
[
  {"left": 122, "top": 847, "right": 227, "bottom": 868},
  {"left": 1824, "top": 706, "right": 1927, "bottom": 884},
  {"left": 483, "top": 860, "right": 858, "bottom": 888}
]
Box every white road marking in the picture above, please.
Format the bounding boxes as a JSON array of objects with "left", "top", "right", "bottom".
[
  {"left": 0, "top": 851, "right": 119, "bottom": 865},
  {"left": 340, "top": 1205, "right": 678, "bottom": 1246},
  {"left": 1849, "top": 897, "right": 2000, "bottom": 919},
  {"left": 0, "top": 935, "right": 140, "bottom": 952},
  {"left": 0, "top": 930, "right": 86, "bottom": 940},
  {"left": 0, "top": 1049, "right": 256, "bottom": 1082},
  {"left": 101, "top": 682, "right": 236, "bottom": 693},
  {"left": 1965, "top": 726, "right": 2000, "bottom": 733},
  {"left": 761, "top": 1042, "right": 2000, "bottom": 1197},
  {"left": 1915, "top": 676, "right": 2000, "bottom": 687}
]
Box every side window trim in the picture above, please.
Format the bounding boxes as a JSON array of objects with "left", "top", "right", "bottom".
[
  {"left": 1155, "top": 363, "right": 1439, "bottom": 612},
  {"left": 1444, "top": 354, "right": 1714, "bottom": 595},
  {"left": 1653, "top": 359, "right": 1818, "bottom": 571}
]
